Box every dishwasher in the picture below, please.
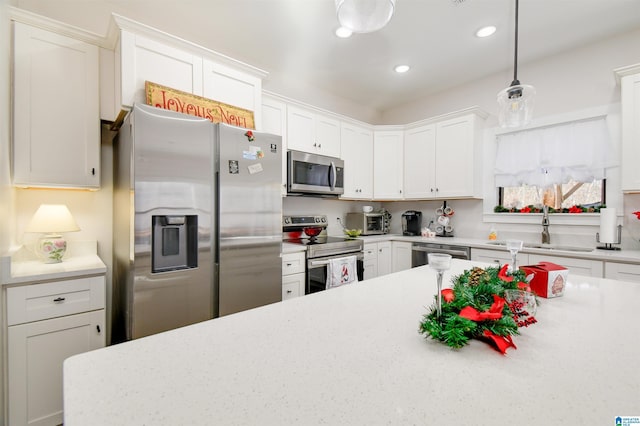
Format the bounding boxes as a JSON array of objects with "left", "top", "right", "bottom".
[{"left": 411, "top": 242, "right": 471, "bottom": 268}]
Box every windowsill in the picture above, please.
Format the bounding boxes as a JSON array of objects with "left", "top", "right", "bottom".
[{"left": 483, "top": 213, "right": 604, "bottom": 226}]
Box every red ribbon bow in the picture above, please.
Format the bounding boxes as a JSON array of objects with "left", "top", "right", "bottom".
[
  {"left": 458, "top": 294, "right": 505, "bottom": 321},
  {"left": 498, "top": 264, "right": 513, "bottom": 282},
  {"left": 633, "top": 211, "right": 640, "bottom": 220},
  {"left": 482, "top": 330, "right": 517, "bottom": 354},
  {"left": 441, "top": 288, "right": 455, "bottom": 303}
]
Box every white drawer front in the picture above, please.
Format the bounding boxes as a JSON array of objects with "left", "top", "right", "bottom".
[
  {"left": 7, "top": 276, "right": 105, "bottom": 326},
  {"left": 282, "top": 252, "right": 305, "bottom": 275}
]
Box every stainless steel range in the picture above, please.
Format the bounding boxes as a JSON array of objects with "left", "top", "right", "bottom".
[{"left": 283, "top": 215, "right": 364, "bottom": 293}]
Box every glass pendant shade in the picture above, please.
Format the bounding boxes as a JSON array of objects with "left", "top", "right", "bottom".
[
  {"left": 497, "top": 83, "right": 536, "bottom": 128},
  {"left": 335, "top": 0, "right": 396, "bottom": 33}
]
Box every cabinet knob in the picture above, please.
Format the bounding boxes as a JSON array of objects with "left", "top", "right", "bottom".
[
  {"left": 313, "top": 142, "right": 317, "bottom": 147},
  {"left": 494, "top": 260, "right": 501, "bottom": 264},
  {"left": 399, "top": 189, "right": 402, "bottom": 193},
  {"left": 96, "top": 325, "right": 101, "bottom": 333},
  {"left": 91, "top": 167, "right": 96, "bottom": 176},
  {"left": 286, "top": 263, "right": 293, "bottom": 266},
  {"left": 53, "top": 297, "right": 66, "bottom": 302},
  {"left": 318, "top": 143, "right": 321, "bottom": 148},
  {"left": 286, "top": 290, "right": 292, "bottom": 294},
  {"left": 430, "top": 188, "right": 435, "bottom": 192}
]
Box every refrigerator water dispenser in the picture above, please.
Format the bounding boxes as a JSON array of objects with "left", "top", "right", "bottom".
[{"left": 151, "top": 215, "right": 198, "bottom": 272}]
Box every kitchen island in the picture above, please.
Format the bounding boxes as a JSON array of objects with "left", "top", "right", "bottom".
[{"left": 63, "top": 259, "right": 639, "bottom": 425}]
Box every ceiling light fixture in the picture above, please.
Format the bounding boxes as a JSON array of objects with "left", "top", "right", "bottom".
[
  {"left": 475, "top": 25, "right": 496, "bottom": 38},
  {"left": 335, "top": 0, "right": 396, "bottom": 34},
  {"left": 335, "top": 27, "right": 353, "bottom": 38},
  {"left": 394, "top": 65, "right": 410, "bottom": 73},
  {"left": 497, "top": 0, "right": 535, "bottom": 128}
]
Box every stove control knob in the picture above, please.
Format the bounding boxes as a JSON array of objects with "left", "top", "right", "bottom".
[
  {"left": 321, "top": 217, "right": 326, "bottom": 223},
  {"left": 315, "top": 217, "right": 320, "bottom": 223},
  {"left": 284, "top": 217, "right": 290, "bottom": 225}
]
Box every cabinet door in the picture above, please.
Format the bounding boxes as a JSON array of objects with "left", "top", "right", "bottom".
[
  {"left": 262, "top": 97, "right": 287, "bottom": 194},
  {"left": 404, "top": 125, "right": 436, "bottom": 199},
  {"left": 435, "top": 115, "right": 476, "bottom": 198},
  {"left": 202, "top": 59, "right": 262, "bottom": 127},
  {"left": 8, "top": 310, "right": 105, "bottom": 426},
  {"left": 620, "top": 72, "right": 640, "bottom": 192},
  {"left": 341, "top": 123, "right": 374, "bottom": 199},
  {"left": 373, "top": 131, "right": 404, "bottom": 199},
  {"left": 377, "top": 241, "right": 393, "bottom": 277},
  {"left": 363, "top": 243, "right": 378, "bottom": 280},
  {"left": 282, "top": 273, "right": 305, "bottom": 300},
  {"left": 471, "top": 248, "right": 529, "bottom": 268},
  {"left": 528, "top": 254, "right": 603, "bottom": 278},
  {"left": 287, "top": 105, "right": 316, "bottom": 153},
  {"left": 13, "top": 22, "right": 100, "bottom": 189},
  {"left": 392, "top": 242, "right": 412, "bottom": 272},
  {"left": 315, "top": 114, "right": 341, "bottom": 158},
  {"left": 604, "top": 262, "right": 640, "bottom": 283},
  {"left": 119, "top": 31, "right": 203, "bottom": 108}
]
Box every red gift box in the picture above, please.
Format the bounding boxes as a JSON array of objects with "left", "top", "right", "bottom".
[{"left": 519, "top": 262, "right": 567, "bottom": 298}]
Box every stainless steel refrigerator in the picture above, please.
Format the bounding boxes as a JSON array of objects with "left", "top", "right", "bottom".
[{"left": 113, "top": 103, "right": 282, "bottom": 342}]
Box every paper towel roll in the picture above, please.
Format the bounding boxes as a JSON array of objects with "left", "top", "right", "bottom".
[{"left": 599, "top": 208, "right": 617, "bottom": 243}]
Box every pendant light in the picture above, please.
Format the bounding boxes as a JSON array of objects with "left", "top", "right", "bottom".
[
  {"left": 335, "top": 0, "right": 396, "bottom": 34},
  {"left": 497, "top": 0, "right": 535, "bottom": 128}
]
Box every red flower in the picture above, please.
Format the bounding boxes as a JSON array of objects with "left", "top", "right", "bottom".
[
  {"left": 498, "top": 264, "right": 514, "bottom": 282},
  {"left": 520, "top": 206, "right": 531, "bottom": 213},
  {"left": 442, "top": 288, "right": 455, "bottom": 303},
  {"left": 244, "top": 130, "right": 255, "bottom": 141},
  {"left": 568, "top": 205, "right": 582, "bottom": 213},
  {"left": 633, "top": 211, "right": 640, "bottom": 220}
]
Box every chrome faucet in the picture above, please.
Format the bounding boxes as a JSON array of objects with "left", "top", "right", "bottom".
[{"left": 541, "top": 205, "right": 550, "bottom": 244}]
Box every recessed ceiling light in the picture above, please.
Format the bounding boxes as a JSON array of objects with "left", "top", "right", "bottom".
[
  {"left": 394, "top": 65, "right": 410, "bottom": 73},
  {"left": 335, "top": 27, "right": 353, "bottom": 38},
  {"left": 476, "top": 25, "right": 497, "bottom": 38}
]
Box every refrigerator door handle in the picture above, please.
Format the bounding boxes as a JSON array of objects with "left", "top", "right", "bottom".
[{"left": 329, "top": 161, "right": 336, "bottom": 191}]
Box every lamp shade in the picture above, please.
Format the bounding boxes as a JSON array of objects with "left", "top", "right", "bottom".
[
  {"left": 335, "top": 0, "right": 396, "bottom": 33},
  {"left": 497, "top": 83, "right": 536, "bottom": 128},
  {"left": 26, "top": 204, "right": 80, "bottom": 233}
]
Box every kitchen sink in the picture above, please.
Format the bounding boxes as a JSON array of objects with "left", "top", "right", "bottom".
[{"left": 486, "top": 241, "right": 594, "bottom": 253}]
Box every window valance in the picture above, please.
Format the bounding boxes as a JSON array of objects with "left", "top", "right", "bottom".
[{"left": 494, "top": 117, "right": 616, "bottom": 187}]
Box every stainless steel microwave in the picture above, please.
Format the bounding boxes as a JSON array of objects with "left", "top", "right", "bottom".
[{"left": 287, "top": 150, "right": 344, "bottom": 197}]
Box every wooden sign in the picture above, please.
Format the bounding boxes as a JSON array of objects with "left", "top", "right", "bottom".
[{"left": 145, "top": 81, "right": 255, "bottom": 129}]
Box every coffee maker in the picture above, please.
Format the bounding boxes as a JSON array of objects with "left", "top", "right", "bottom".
[{"left": 402, "top": 210, "right": 422, "bottom": 236}]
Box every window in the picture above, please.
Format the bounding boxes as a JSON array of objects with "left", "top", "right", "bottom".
[{"left": 499, "top": 179, "right": 605, "bottom": 211}]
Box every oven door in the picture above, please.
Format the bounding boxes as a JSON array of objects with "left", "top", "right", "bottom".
[{"left": 306, "top": 252, "right": 364, "bottom": 294}]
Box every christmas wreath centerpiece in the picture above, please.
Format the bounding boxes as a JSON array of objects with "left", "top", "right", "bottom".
[{"left": 419, "top": 265, "right": 537, "bottom": 354}]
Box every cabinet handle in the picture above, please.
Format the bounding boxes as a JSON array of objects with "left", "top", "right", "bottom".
[
  {"left": 313, "top": 142, "right": 317, "bottom": 147},
  {"left": 318, "top": 143, "right": 321, "bottom": 148},
  {"left": 431, "top": 188, "right": 434, "bottom": 192},
  {"left": 493, "top": 260, "right": 501, "bottom": 264},
  {"left": 91, "top": 167, "right": 96, "bottom": 176},
  {"left": 286, "top": 290, "right": 292, "bottom": 294},
  {"left": 286, "top": 263, "right": 293, "bottom": 266},
  {"left": 53, "top": 297, "right": 66, "bottom": 302},
  {"left": 399, "top": 189, "right": 402, "bottom": 193},
  {"left": 96, "top": 325, "right": 101, "bottom": 333}
]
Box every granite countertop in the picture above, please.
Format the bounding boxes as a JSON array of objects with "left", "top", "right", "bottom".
[
  {"left": 0, "top": 241, "right": 107, "bottom": 285},
  {"left": 63, "top": 259, "right": 639, "bottom": 425},
  {"left": 354, "top": 234, "right": 640, "bottom": 264}
]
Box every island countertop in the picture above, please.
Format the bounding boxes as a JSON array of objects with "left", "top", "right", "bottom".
[{"left": 63, "top": 259, "right": 640, "bottom": 425}]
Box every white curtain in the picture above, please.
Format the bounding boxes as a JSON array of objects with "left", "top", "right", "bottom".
[{"left": 494, "top": 117, "right": 616, "bottom": 187}]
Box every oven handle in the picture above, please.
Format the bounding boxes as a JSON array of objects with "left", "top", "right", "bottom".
[
  {"left": 309, "top": 252, "right": 364, "bottom": 267},
  {"left": 411, "top": 246, "right": 469, "bottom": 259},
  {"left": 328, "top": 161, "right": 336, "bottom": 191}
]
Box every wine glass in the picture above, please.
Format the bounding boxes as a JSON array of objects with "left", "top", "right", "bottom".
[
  {"left": 428, "top": 253, "right": 452, "bottom": 320},
  {"left": 506, "top": 239, "right": 523, "bottom": 274}
]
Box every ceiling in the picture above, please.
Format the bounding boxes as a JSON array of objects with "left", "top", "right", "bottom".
[{"left": 14, "top": 0, "right": 640, "bottom": 113}]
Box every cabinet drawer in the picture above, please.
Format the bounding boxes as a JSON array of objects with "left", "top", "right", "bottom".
[
  {"left": 282, "top": 252, "right": 305, "bottom": 275},
  {"left": 7, "top": 276, "right": 105, "bottom": 326},
  {"left": 363, "top": 243, "right": 377, "bottom": 260},
  {"left": 282, "top": 273, "right": 305, "bottom": 300}
]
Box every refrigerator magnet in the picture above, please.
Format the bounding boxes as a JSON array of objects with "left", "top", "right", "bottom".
[
  {"left": 242, "top": 150, "right": 257, "bottom": 160},
  {"left": 270, "top": 143, "right": 277, "bottom": 153},
  {"left": 228, "top": 160, "right": 239, "bottom": 174},
  {"left": 248, "top": 163, "right": 263, "bottom": 175}
]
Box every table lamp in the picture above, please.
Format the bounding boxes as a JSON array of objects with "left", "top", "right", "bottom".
[{"left": 25, "top": 204, "right": 80, "bottom": 263}]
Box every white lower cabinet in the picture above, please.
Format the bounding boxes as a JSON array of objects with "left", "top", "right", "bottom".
[
  {"left": 391, "top": 242, "right": 412, "bottom": 273},
  {"left": 363, "top": 241, "right": 392, "bottom": 280},
  {"left": 604, "top": 262, "right": 640, "bottom": 283},
  {"left": 471, "top": 248, "right": 529, "bottom": 268},
  {"left": 527, "top": 254, "right": 603, "bottom": 278},
  {"left": 6, "top": 275, "right": 106, "bottom": 426},
  {"left": 282, "top": 251, "right": 305, "bottom": 300}
]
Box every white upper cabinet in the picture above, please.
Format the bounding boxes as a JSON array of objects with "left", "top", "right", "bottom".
[
  {"left": 287, "top": 105, "right": 341, "bottom": 158},
  {"left": 403, "top": 112, "right": 484, "bottom": 199},
  {"left": 616, "top": 65, "right": 640, "bottom": 192},
  {"left": 261, "top": 96, "right": 287, "bottom": 194},
  {"left": 12, "top": 21, "right": 100, "bottom": 189},
  {"left": 341, "top": 122, "right": 374, "bottom": 199},
  {"left": 373, "top": 130, "right": 404, "bottom": 199},
  {"left": 108, "top": 15, "right": 266, "bottom": 126}
]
